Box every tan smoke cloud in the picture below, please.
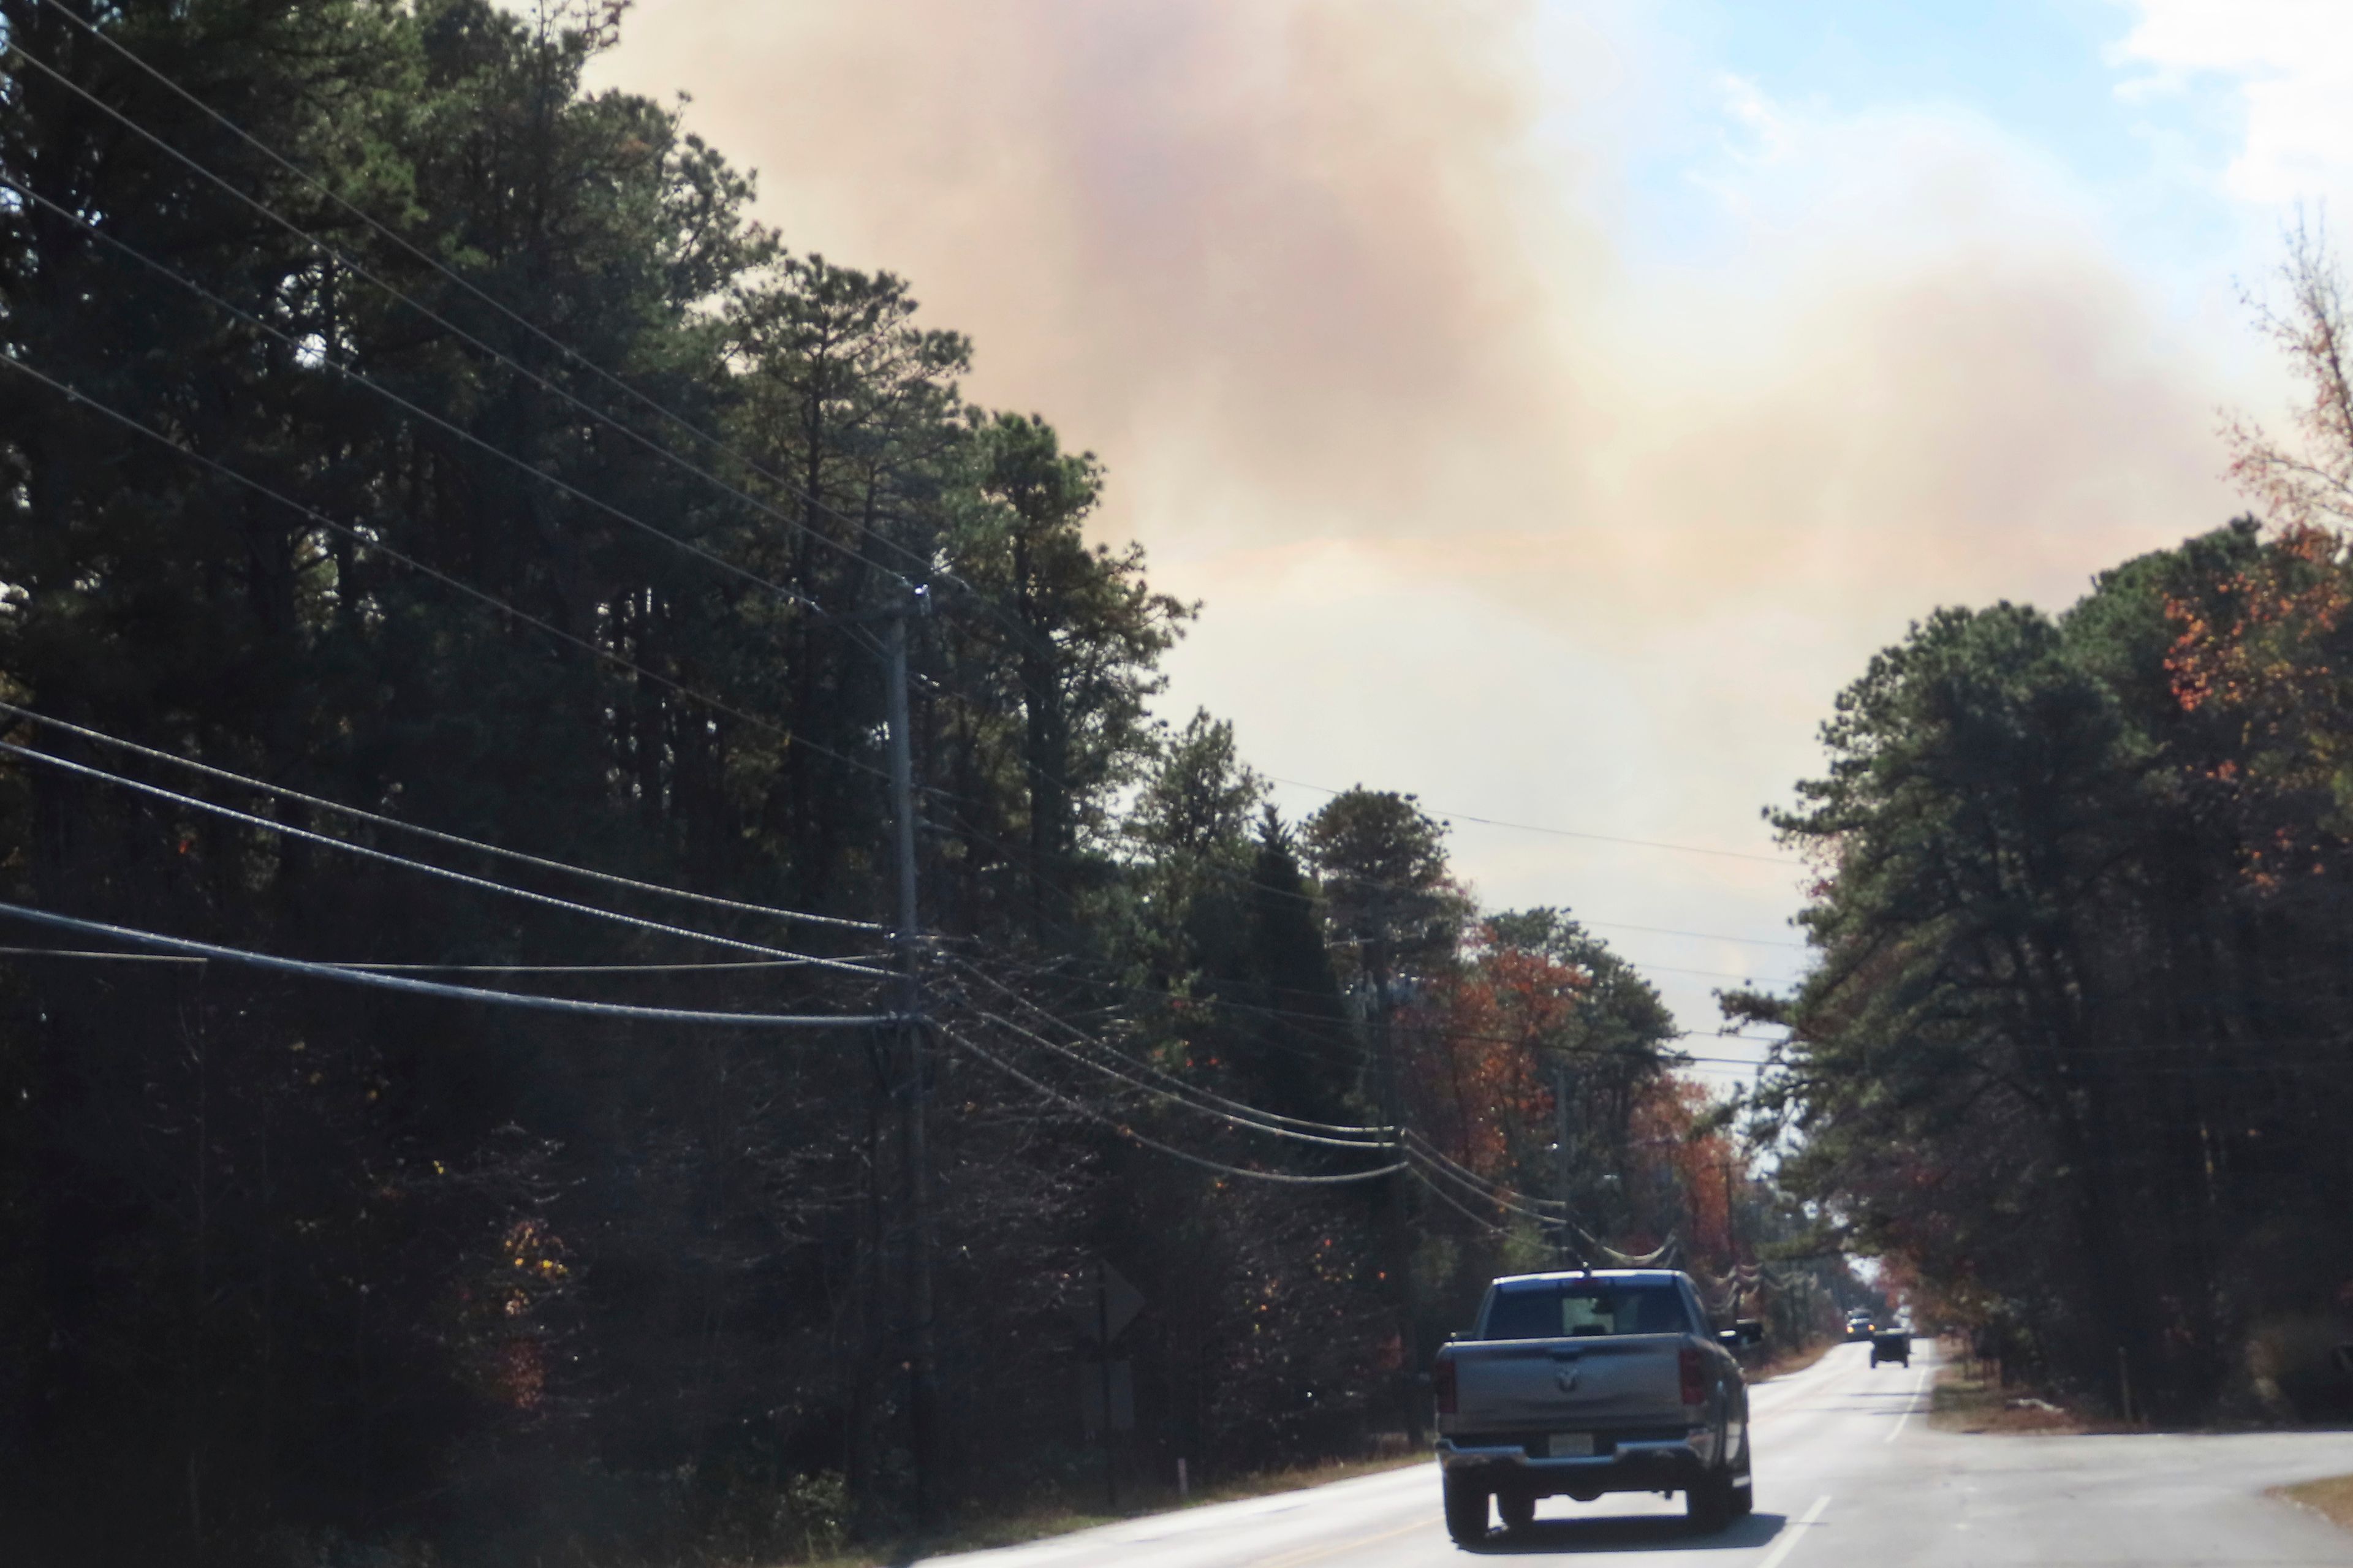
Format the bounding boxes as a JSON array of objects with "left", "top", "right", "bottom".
[
  {"left": 593, "top": 0, "right": 1591, "bottom": 540},
  {"left": 587, "top": 1, "right": 2253, "bottom": 1034}
]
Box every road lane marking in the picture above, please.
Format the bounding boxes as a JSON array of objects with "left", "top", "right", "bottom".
[
  {"left": 1754, "top": 1493, "right": 1832, "bottom": 1568},
  {"left": 1884, "top": 1363, "right": 1931, "bottom": 1443},
  {"left": 1247, "top": 1512, "right": 1428, "bottom": 1567}
]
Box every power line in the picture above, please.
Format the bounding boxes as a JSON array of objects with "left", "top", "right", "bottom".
[
  {"left": 1089, "top": 818, "right": 1804, "bottom": 963},
  {"left": 1403, "top": 1126, "right": 1564, "bottom": 1210},
  {"left": 1569, "top": 920, "right": 1805, "bottom": 952},
  {"left": 950, "top": 934, "right": 1785, "bottom": 1069},
  {"left": 0, "top": 701, "right": 886, "bottom": 934},
  {"left": 0, "top": 350, "right": 889, "bottom": 786},
  {"left": 9, "top": 29, "right": 913, "bottom": 599},
  {"left": 947, "top": 999, "right": 1397, "bottom": 1150},
  {"left": 1406, "top": 1132, "right": 1678, "bottom": 1265},
  {"left": 936, "top": 1021, "right": 1410, "bottom": 1186},
  {"left": 0, "top": 947, "right": 204, "bottom": 964},
  {"left": 0, "top": 901, "right": 897, "bottom": 1029},
  {"left": 1401, "top": 1137, "right": 1563, "bottom": 1225},
  {"left": 32, "top": 0, "right": 1247, "bottom": 744},
  {"left": 1405, "top": 1161, "right": 1509, "bottom": 1235},
  {"left": 1576, "top": 1227, "right": 1679, "bottom": 1268},
  {"left": 0, "top": 740, "right": 892, "bottom": 975},
  {"left": 941, "top": 955, "right": 1393, "bottom": 1135},
  {"left": 1404, "top": 1147, "right": 1555, "bottom": 1227},
  {"left": 1264, "top": 776, "right": 1798, "bottom": 866},
  {"left": 1396, "top": 1145, "right": 1683, "bottom": 1267},
  {"left": 0, "top": 945, "right": 886, "bottom": 973},
  {"left": 0, "top": 166, "right": 832, "bottom": 618},
  {"left": 334, "top": 956, "right": 893, "bottom": 974}
]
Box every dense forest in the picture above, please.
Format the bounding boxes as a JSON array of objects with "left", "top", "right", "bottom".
[
  {"left": 1745, "top": 229, "right": 2353, "bottom": 1425},
  {"left": 0, "top": 4, "right": 1834, "bottom": 1563}
]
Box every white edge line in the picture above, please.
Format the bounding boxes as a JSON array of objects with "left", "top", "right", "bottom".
[
  {"left": 1884, "top": 1362, "right": 1931, "bottom": 1444},
  {"left": 1754, "top": 1493, "right": 1832, "bottom": 1568}
]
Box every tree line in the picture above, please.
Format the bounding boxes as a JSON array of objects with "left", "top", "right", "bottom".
[
  {"left": 1750, "top": 226, "right": 2353, "bottom": 1424},
  {"left": 0, "top": 4, "right": 1834, "bottom": 1563}
]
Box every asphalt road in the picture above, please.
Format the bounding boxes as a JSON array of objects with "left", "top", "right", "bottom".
[{"left": 931, "top": 1341, "right": 2353, "bottom": 1566}]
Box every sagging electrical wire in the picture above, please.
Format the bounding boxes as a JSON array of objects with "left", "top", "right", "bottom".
[
  {"left": 949, "top": 930, "right": 1784, "bottom": 1071},
  {"left": 29, "top": 5, "right": 1148, "bottom": 689},
  {"left": 0, "top": 352, "right": 892, "bottom": 790},
  {"left": 940, "top": 954, "right": 1395, "bottom": 1138},
  {"left": 0, "top": 167, "right": 827, "bottom": 624},
  {"left": 1396, "top": 1134, "right": 1684, "bottom": 1266},
  {"left": 1400, "top": 1128, "right": 1563, "bottom": 1210},
  {"left": 1262, "top": 775, "right": 1797, "bottom": 866},
  {"left": 1575, "top": 1227, "right": 1680, "bottom": 1268},
  {"left": 1400, "top": 1140, "right": 1564, "bottom": 1226},
  {"left": 0, "top": 946, "right": 888, "bottom": 973},
  {"left": 6, "top": 34, "right": 895, "bottom": 607},
  {"left": 0, "top": 702, "right": 885, "bottom": 934},
  {"left": 945, "top": 1000, "right": 1398, "bottom": 1151},
  {"left": 934, "top": 1020, "right": 1409, "bottom": 1186},
  {"left": 1405, "top": 1162, "right": 1509, "bottom": 1235},
  {"left": 1094, "top": 822, "right": 1804, "bottom": 956},
  {"left": 0, "top": 902, "right": 898, "bottom": 1029},
  {"left": 0, "top": 741, "right": 892, "bottom": 976}
]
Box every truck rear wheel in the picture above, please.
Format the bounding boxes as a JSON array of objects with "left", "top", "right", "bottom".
[
  {"left": 1442, "top": 1473, "right": 1491, "bottom": 1545},
  {"left": 1685, "top": 1469, "right": 1733, "bottom": 1534}
]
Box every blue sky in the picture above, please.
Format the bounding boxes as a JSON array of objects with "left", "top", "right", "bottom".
[{"left": 1561, "top": 0, "right": 2263, "bottom": 325}]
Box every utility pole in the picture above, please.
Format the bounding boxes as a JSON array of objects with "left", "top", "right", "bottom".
[
  {"left": 884, "top": 590, "right": 939, "bottom": 1526},
  {"left": 1721, "top": 1152, "right": 1739, "bottom": 1265},
  {"left": 1552, "top": 1057, "right": 1578, "bottom": 1270},
  {"left": 1365, "top": 914, "right": 1424, "bottom": 1444}
]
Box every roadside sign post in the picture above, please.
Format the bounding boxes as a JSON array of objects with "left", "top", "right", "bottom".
[{"left": 1071, "top": 1259, "right": 1143, "bottom": 1513}]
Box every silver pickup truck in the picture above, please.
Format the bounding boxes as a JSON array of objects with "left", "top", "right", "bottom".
[{"left": 1431, "top": 1268, "right": 1755, "bottom": 1543}]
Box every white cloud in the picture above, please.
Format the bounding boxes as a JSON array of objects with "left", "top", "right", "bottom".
[{"left": 2115, "top": 0, "right": 2353, "bottom": 204}]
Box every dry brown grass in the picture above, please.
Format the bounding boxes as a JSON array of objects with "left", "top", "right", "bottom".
[
  {"left": 2275, "top": 1473, "right": 2353, "bottom": 1534},
  {"left": 1929, "top": 1358, "right": 2099, "bottom": 1435}
]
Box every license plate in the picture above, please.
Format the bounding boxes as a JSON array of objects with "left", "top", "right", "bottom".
[{"left": 1547, "top": 1432, "right": 1594, "bottom": 1458}]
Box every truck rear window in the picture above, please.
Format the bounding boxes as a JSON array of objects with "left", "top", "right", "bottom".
[{"left": 1482, "top": 1282, "right": 1690, "bottom": 1340}]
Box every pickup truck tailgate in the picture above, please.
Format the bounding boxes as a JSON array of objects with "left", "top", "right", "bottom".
[{"left": 1450, "top": 1335, "right": 1685, "bottom": 1430}]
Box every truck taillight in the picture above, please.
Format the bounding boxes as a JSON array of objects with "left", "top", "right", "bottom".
[
  {"left": 1679, "top": 1344, "right": 1705, "bottom": 1407},
  {"left": 1433, "top": 1354, "right": 1457, "bottom": 1416}
]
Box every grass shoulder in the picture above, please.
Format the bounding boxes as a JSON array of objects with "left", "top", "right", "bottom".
[
  {"left": 829, "top": 1446, "right": 1430, "bottom": 1566},
  {"left": 1929, "top": 1352, "right": 2102, "bottom": 1435}
]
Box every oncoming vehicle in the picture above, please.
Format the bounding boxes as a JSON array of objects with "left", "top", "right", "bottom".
[
  {"left": 1871, "top": 1329, "right": 1912, "bottom": 1368},
  {"left": 1846, "top": 1311, "right": 1876, "bottom": 1342},
  {"left": 1431, "top": 1269, "right": 1756, "bottom": 1545}
]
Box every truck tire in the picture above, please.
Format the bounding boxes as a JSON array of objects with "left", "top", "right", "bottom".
[
  {"left": 1442, "top": 1472, "right": 1490, "bottom": 1545},
  {"left": 1685, "top": 1469, "right": 1733, "bottom": 1534},
  {"left": 1496, "top": 1490, "right": 1536, "bottom": 1533}
]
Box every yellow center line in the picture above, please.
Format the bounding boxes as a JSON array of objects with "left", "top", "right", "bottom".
[{"left": 1248, "top": 1512, "right": 1433, "bottom": 1568}]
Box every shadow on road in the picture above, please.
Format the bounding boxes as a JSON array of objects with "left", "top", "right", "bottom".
[{"left": 1463, "top": 1511, "right": 1786, "bottom": 1555}]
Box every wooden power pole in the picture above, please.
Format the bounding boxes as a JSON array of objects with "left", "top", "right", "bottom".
[{"left": 884, "top": 593, "right": 940, "bottom": 1525}]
